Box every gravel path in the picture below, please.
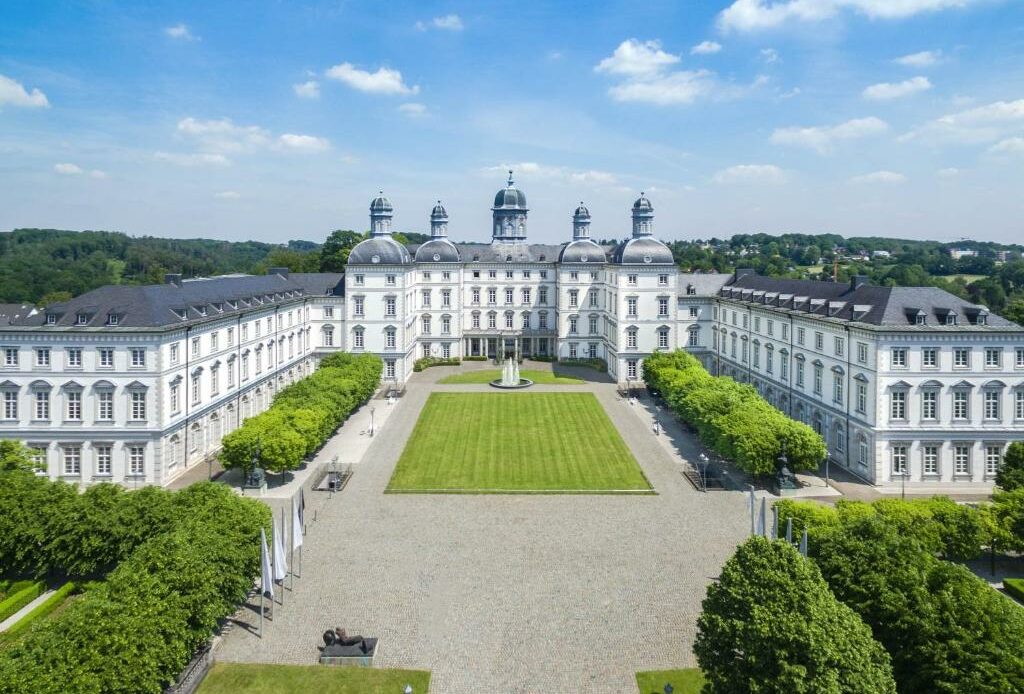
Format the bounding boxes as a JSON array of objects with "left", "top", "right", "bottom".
[{"left": 216, "top": 366, "right": 752, "bottom": 693}]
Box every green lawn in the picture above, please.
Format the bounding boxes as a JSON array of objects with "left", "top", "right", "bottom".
[
  {"left": 197, "top": 663, "right": 430, "bottom": 694},
  {"left": 386, "top": 392, "right": 652, "bottom": 493},
  {"left": 438, "top": 369, "right": 584, "bottom": 384},
  {"left": 636, "top": 669, "right": 705, "bottom": 693}
]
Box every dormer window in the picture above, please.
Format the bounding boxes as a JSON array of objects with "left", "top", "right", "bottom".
[
  {"left": 213, "top": 303, "right": 223, "bottom": 312},
  {"left": 107, "top": 313, "right": 119, "bottom": 326},
  {"left": 46, "top": 314, "right": 56, "bottom": 325},
  {"left": 76, "top": 313, "right": 88, "bottom": 325},
  {"left": 916, "top": 314, "right": 926, "bottom": 325},
  {"left": 539, "top": 254, "right": 546, "bottom": 261},
  {"left": 978, "top": 314, "right": 987, "bottom": 325},
  {"left": 946, "top": 313, "right": 957, "bottom": 325}
]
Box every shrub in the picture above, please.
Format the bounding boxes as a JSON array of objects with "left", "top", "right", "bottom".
[
  {"left": 643, "top": 350, "right": 825, "bottom": 475},
  {"left": 996, "top": 442, "right": 1024, "bottom": 491},
  {"left": 0, "top": 581, "right": 46, "bottom": 623},
  {"left": 412, "top": 356, "right": 460, "bottom": 371},
  {"left": 1, "top": 581, "right": 77, "bottom": 639},
  {"left": 695, "top": 537, "right": 896, "bottom": 694},
  {"left": 219, "top": 353, "right": 381, "bottom": 475},
  {"left": 1005, "top": 578, "right": 1024, "bottom": 604},
  {"left": 463, "top": 355, "right": 488, "bottom": 361}
]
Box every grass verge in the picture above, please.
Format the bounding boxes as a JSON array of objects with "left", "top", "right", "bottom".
[
  {"left": 197, "top": 663, "right": 430, "bottom": 693},
  {"left": 636, "top": 669, "right": 706, "bottom": 693}
]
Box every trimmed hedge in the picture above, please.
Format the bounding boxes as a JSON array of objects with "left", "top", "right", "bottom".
[
  {"left": 413, "top": 356, "right": 460, "bottom": 372},
  {"left": 0, "top": 581, "right": 45, "bottom": 623},
  {"left": 463, "top": 355, "right": 488, "bottom": 361},
  {"left": 644, "top": 350, "right": 826, "bottom": 475},
  {"left": 0, "top": 482, "right": 270, "bottom": 694},
  {"left": 1006, "top": 578, "right": 1024, "bottom": 604},
  {"left": 775, "top": 496, "right": 987, "bottom": 560},
  {"left": 558, "top": 357, "right": 606, "bottom": 372},
  {"left": 220, "top": 353, "right": 381, "bottom": 474},
  {"left": 1, "top": 581, "right": 77, "bottom": 639}
]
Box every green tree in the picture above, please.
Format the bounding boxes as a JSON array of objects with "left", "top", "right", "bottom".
[
  {"left": 0, "top": 440, "right": 36, "bottom": 472},
  {"left": 996, "top": 441, "right": 1024, "bottom": 491},
  {"left": 318, "top": 229, "right": 365, "bottom": 272},
  {"left": 37, "top": 290, "right": 72, "bottom": 307},
  {"left": 695, "top": 537, "right": 896, "bottom": 694},
  {"left": 1004, "top": 298, "right": 1024, "bottom": 327}
]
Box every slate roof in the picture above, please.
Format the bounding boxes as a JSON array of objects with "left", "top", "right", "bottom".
[
  {"left": 8, "top": 272, "right": 344, "bottom": 330},
  {"left": 678, "top": 273, "right": 733, "bottom": 297},
  {"left": 0, "top": 304, "right": 36, "bottom": 326},
  {"left": 721, "top": 271, "right": 1021, "bottom": 329},
  {"left": 454, "top": 242, "right": 565, "bottom": 263}
]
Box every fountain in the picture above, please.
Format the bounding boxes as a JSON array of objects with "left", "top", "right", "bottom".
[{"left": 490, "top": 352, "right": 533, "bottom": 389}]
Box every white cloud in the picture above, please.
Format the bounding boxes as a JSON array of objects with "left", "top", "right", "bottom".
[
  {"left": 894, "top": 50, "right": 943, "bottom": 67},
  {"left": 165, "top": 23, "right": 197, "bottom": 41},
  {"left": 936, "top": 167, "right": 960, "bottom": 177},
  {"left": 54, "top": 163, "right": 82, "bottom": 175},
  {"left": 398, "top": 102, "right": 427, "bottom": 117},
  {"left": 903, "top": 99, "right": 1024, "bottom": 144},
  {"left": 154, "top": 151, "right": 231, "bottom": 167},
  {"left": 177, "top": 117, "right": 270, "bottom": 153},
  {"left": 760, "top": 48, "right": 780, "bottom": 64},
  {"left": 293, "top": 80, "right": 320, "bottom": 99},
  {"left": 595, "top": 39, "right": 680, "bottom": 77},
  {"left": 415, "top": 14, "right": 464, "bottom": 31},
  {"left": 276, "top": 133, "right": 331, "bottom": 152},
  {"left": 325, "top": 62, "right": 419, "bottom": 95},
  {"left": 0, "top": 73, "right": 50, "bottom": 108},
  {"left": 89, "top": 169, "right": 107, "bottom": 179},
  {"left": 595, "top": 39, "right": 757, "bottom": 106},
  {"left": 215, "top": 191, "right": 241, "bottom": 199},
  {"left": 719, "top": 0, "right": 984, "bottom": 32},
  {"left": 989, "top": 137, "right": 1024, "bottom": 154},
  {"left": 850, "top": 170, "right": 906, "bottom": 184},
  {"left": 691, "top": 40, "right": 723, "bottom": 55},
  {"left": 863, "top": 76, "right": 932, "bottom": 100},
  {"left": 712, "top": 164, "right": 787, "bottom": 184},
  {"left": 771, "top": 116, "right": 889, "bottom": 153},
  {"left": 483, "top": 162, "right": 619, "bottom": 186}
]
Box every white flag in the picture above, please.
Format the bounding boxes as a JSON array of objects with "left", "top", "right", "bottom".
[
  {"left": 273, "top": 511, "right": 288, "bottom": 582},
  {"left": 260, "top": 527, "right": 274, "bottom": 599},
  {"left": 291, "top": 497, "right": 303, "bottom": 551}
]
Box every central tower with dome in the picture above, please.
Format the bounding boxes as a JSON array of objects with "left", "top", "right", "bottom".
[{"left": 491, "top": 170, "right": 529, "bottom": 242}]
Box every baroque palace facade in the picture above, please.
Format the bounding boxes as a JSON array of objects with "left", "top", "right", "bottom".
[{"left": 1, "top": 174, "right": 1022, "bottom": 491}]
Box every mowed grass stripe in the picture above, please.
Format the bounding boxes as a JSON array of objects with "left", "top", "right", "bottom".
[
  {"left": 438, "top": 369, "right": 585, "bottom": 385},
  {"left": 386, "top": 392, "right": 652, "bottom": 493}
]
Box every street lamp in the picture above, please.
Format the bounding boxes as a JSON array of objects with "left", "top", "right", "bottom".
[
  {"left": 698, "top": 453, "right": 709, "bottom": 492},
  {"left": 370, "top": 406, "right": 376, "bottom": 438},
  {"left": 823, "top": 449, "right": 830, "bottom": 487}
]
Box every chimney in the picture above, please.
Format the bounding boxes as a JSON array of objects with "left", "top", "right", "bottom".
[
  {"left": 164, "top": 273, "right": 183, "bottom": 287},
  {"left": 850, "top": 275, "right": 869, "bottom": 291},
  {"left": 267, "top": 267, "right": 290, "bottom": 278}
]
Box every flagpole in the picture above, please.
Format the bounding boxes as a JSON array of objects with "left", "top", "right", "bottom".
[
  {"left": 290, "top": 500, "right": 296, "bottom": 590},
  {"left": 260, "top": 591, "right": 264, "bottom": 638}
]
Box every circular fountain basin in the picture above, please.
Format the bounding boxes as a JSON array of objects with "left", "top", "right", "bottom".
[{"left": 489, "top": 378, "right": 534, "bottom": 389}]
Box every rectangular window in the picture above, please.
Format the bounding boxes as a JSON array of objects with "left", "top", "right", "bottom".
[
  {"left": 954, "top": 348, "right": 969, "bottom": 368},
  {"left": 985, "top": 348, "right": 1001, "bottom": 368},
  {"left": 487, "top": 288, "right": 497, "bottom": 304},
  {"left": 129, "top": 445, "right": 145, "bottom": 476},
  {"left": 815, "top": 332, "right": 824, "bottom": 351},
  {"left": 384, "top": 360, "right": 395, "bottom": 379},
  {"left": 986, "top": 445, "right": 1002, "bottom": 476},
  {"left": 658, "top": 330, "right": 669, "bottom": 349},
  {"left": 1016, "top": 347, "right": 1024, "bottom": 368},
  {"left": 767, "top": 319, "right": 774, "bottom": 336},
  {"left": 471, "top": 288, "right": 480, "bottom": 305},
  {"left": 443, "top": 290, "right": 452, "bottom": 307},
  {"left": 210, "top": 332, "right": 219, "bottom": 352},
  {"left": 658, "top": 298, "right": 669, "bottom": 317},
  {"left": 688, "top": 329, "right": 698, "bottom": 347},
  {"left": 67, "top": 348, "right": 82, "bottom": 367},
  {"left": 97, "top": 391, "right": 113, "bottom": 420},
  {"left": 953, "top": 391, "right": 969, "bottom": 419},
  {"left": 170, "top": 343, "right": 180, "bottom": 364},
  {"left": 796, "top": 361, "right": 804, "bottom": 388},
  {"left": 569, "top": 342, "right": 578, "bottom": 359},
  {"left": 833, "top": 374, "right": 843, "bottom": 404},
  {"left": 781, "top": 324, "right": 788, "bottom": 340},
  {"left": 170, "top": 383, "right": 180, "bottom": 413},
  {"left": 780, "top": 359, "right": 788, "bottom": 381},
  {"left": 385, "top": 297, "right": 396, "bottom": 316},
  {"left": 689, "top": 306, "right": 698, "bottom": 318},
  {"left": 385, "top": 331, "right": 396, "bottom": 349},
  {"left": 891, "top": 391, "right": 906, "bottom": 420},
  {"left": 192, "top": 375, "right": 201, "bottom": 405},
  {"left": 569, "top": 317, "right": 578, "bottom": 334},
  {"left": 589, "top": 317, "right": 598, "bottom": 334},
  {"left": 922, "top": 391, "right": 937, "bottom": 420},
  {"left": 627, "top": 298, "right": 637, "bottom": 317},
  {"left": 354, "top": 274, "right": 364, "bottom": 286},
  {"left": 984, "top": 390, "right": 1000, "bottom": 419},
  {"left": 129, "top": 348, "right": 145, "bottom": 367},
  {"left": 442, "top": 316, "right": 451, "bottom": 334},
  {"left": 627, "top": 359, "right": 638, "bottom": 379},
  {"left": 856, "top": 382, "right": 867, "bottom": 414},
  {"left": 36, "top": 348, "right": 50, "bottom": 367},
  {"left": 922, "top": 348, "right": 937, "bottom": 368},
  {"left": 813, "top": 364, "right": 823, "bottom": 395},
  {"left": 538, "top": 287, "right": 548, "bottom": 304},
  {"left": 658, "top": 274, "right": 668, "bottom": 286},
  {"left": 954, "top": 445, "right": 970, "bottom": 475},
  {"left": 211, "top": 368, "right": 219, "bottom": 395},
  {"left": 35, "top": 391, "right": 49, "bottom": 420},
  {"left": 386, "top": 275, "right": 396, "bottom": 285},
  {"left": 797, "top": 327, "right": 805, "bottom": 346},
  {"left": 3, "top": 391, "right": 17, "bottom": 419},
  {"left": 923, "top": 446, "right": 939, "bottom": 475},
  {"left": 3, "top": 347, "right": 18, "bottom": 366},
  {"left": 130, "top": 391, "right": 146, "bottom": 420},
  {"left": 422, "top": 289, "right": 431, "bottom": 308},
  {"left": 63, "top": 445, "right": 81, "bottom": 476},
  {"left": 539, "top": 312, "right": 547, "bottom": 329},
  {"left": 1017, "top": 391, "right": 1024, "bottom": 419},
  {"left": 96, "top": 446, "right": 112, "bottom": 476},
  {"left": 891, "top": 348, "right": 907, "bottom": 368},
  {"left": 66, "top": 391, "right": 81, "bottom": 420},
  {"left": 569, "top": 290, "right": 578, "bottom": 308},
  {"left": 857, "top": 342, "right": 868, "bottom": 364},
  {"left": 627, "top": 274, "right": 637, "bottom": 286},
  {"left": 891, "top": 446, "right": 907, "bottom": 475}
]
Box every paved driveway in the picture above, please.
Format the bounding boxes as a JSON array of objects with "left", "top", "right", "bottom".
[{"left": 216, "top": 366, "right": 751, "bottom": 693}]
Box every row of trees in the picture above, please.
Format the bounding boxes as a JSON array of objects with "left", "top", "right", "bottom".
[
  {"left": 643, "top": 350, "right": 826, "bottom": 475},
  {"left": 219, "top": 352, "right": 382, "bottom": 475},
  {"left": 697, "top": 496, "right": 1024, "bottom": 693},
  {"left": 0, "top": 474, "right": 270, "bottom": 693}
]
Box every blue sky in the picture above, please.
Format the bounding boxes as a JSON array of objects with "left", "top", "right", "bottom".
[{"left": 1, "top": 0, "right": 1023, "bottom": 245}]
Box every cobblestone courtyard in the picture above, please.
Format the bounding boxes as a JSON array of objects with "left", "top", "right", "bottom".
[{"left": 217, "top": 365, "right": 752, "bottom": 693}]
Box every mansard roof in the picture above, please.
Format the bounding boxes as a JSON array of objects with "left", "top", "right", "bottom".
[
  {"left": 0, "top": 304, "right": 36, "bottom": 326},
  {"left": 456, "top": 242, "right": 565, "bottom": 264},
  {"left": 10, "top": 271, "right": 344, "bottom": 330},
  {"left": 720, "top": 270, "right": 1020, "bottom": 329},
  {"left": 678, "top": 273, "right": 732, "bottom": 297}
]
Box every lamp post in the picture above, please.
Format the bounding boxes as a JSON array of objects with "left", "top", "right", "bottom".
[
  {"left": 370, "top": 406, "right": 376, "bottom": 437},
  {"left": 698, "top": 453, "right": 709, "bottom": 492},
  {"left": 901, "top": 468, "right": 907, "bottom": 500},
  {"left": 823, "top": 449, "right": 830, "bottom": 487}
]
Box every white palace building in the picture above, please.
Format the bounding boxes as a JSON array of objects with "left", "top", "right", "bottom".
[{"left": 1, "top": 174, "right": 1022, "bottom": 491}]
